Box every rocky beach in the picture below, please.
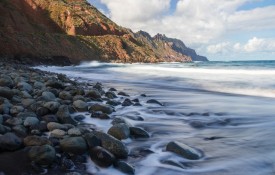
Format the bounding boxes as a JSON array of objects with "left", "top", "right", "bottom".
[{"left": 0, "top": 61, "right": 202, "bottom": 175}]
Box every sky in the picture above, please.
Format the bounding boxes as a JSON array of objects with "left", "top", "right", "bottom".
[{"left": 88, "top": 0, "right": 275, "bottom": 61}]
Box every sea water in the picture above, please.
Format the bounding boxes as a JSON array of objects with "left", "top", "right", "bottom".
[{"left": 38, "top": 60, "right": 275, "bottom": 175}]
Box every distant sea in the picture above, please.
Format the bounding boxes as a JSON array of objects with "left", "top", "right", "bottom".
[{"left": 38, "top": 60, "right": 275, "bottom": 175}]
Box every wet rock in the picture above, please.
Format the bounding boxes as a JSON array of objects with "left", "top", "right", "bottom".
[
  {"left": 24, "top": 117, "right": 39, "bottom": 127},
  {"left": 47, "top": 122, "right": 67, "bottom": 131},
  {"left": 114, "top": 161, "right": 135, "bottom": 175},
  {"left": 0, "top": 115, "right": 3, "bottom": 124},
  {"left": 0, "top": 103, "right": 11, "bottom": 114},
  {"left": 73, "top": 100, "right": 88, "bottom": 112},
  {"left": 56, "top": 105, "right": 76, "bottom": 125},
  {"left": 146, "top": 99, "right": 163, "bottom": 106},
  {"left": 107, "top": 123, "right": 130, "bottom": 140},
  {"left": 24, "top": 136, "right": 51, "bottom": 146},
  {"left": 0, "top": 75, "right": 14, "bottom": 88},
  {"left": 73, "top": 115, "right": 85, "bottom": 121},
  {"left": 17, "top": 82, "right": 32, "bottom": 92},
  {"left": 106, "top": 100, "right": 121, "bottom": 106},
  {"left": 61, "top": 157, "right": 75, "bottom": 170},
  {"left": 84, "top": 133, "right": 101, "bottom": 148},
  {"left": 36, "top": 107, "right": 50, "bottom": 116},
  {"left": 17, "top": 111, "right": 37, "bottom": 120},
  {"left": 111, "top": 117, "right": 131, "bottom": 127},
  {"left": 133, "top": 103, "right": 142, "bottom": 106},
  {"left": 22, "top": 98, "right": 35, "bottom": 108},
  {"left": 130, "top": 127, "right": 150, "bottom": 138},
  {"left": 89, "top": 146, "right": 115, "bottom": 167},
  {"left": 12, "top": 125, "right": 27, "bottom": 137},
  {"left": 45, "top": 80, "right": 64, "bottom": 89},
  {"left": 20, "top": 91, "right": 32, "bottom": 98},
  {"left": 43, "top": 101, "right": 60, "bottom": 113},
  {"left": 34, "top": 81, "right": 45, "bottom": 89},
  {"left": 105, "top": 91, "right": 117, "bottom": 99},
  {"left": 72, "top": 95, "right": 86, "bottom": 102},
  {"left": 0, "top": 87, "right": 14, "bottom": 99},
  {"left": 28, "top": 145, "right": 56, "bottom": 165},
  {"left": 90, "top": 111, "right": 110, "bottom": 120},
  {"left": 166, "top": 141, "right": 202, "bottom": 160},
  {"left": 59, "top": 91, "right": 72, "bottom": 100},
  {"left": 41, "top": 91, "right": 56, "bottom": 101},
  {"left": 132, "top": 99, "right": 139, "bottom": 103},
  {"left": 42, "top": 115, "right": 58, "bottom": 123},
  {"left": 0, "top": 132, "right": 22, "bottom": 151},
  {"left": 0, "top": 124, "right": 10, "bottom": 134},
  {"left": 60, "top": 137, "right": 88, "bottom": 155},
  {"left": 85, "top": 89, "right": 101, "bottom": 99},
  {"left": 92, "top": 131, "right": 129, "bottom": 159},
  {"left": 122, "top": 98, "right": 133, "bottom": 106},
  {"left": 89, "top": 103, "right": 113, "bottom": 114},
  {"left": 10, "top": 105, "right": 24, "bottom": 115},
  {"left": 189, "top": 121, "right": 205, "bottom": 128},
  {"left": 140, "top": 94, "right": 146, "bottom": 97},
  {"left": 50, "top": 129, "right": 67, "bottom": 138},
  {"left": 5, "top": 117, "right": 23, "bottom": 126},
  {"left": 30, "top": 122, "right": 48, "bottom": 132},
  {"left": 68, "top": 128, "right": 82, "bottom": 136},
  {"left": 118, "top": 92, "right": 129, "bottom": 97}
]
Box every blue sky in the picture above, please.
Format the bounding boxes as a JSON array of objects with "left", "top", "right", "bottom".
[{"left": 88, "top": 0, "right": 275, "bottom": 61}]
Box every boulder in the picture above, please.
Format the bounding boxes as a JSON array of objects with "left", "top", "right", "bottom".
[
  {"left": 47, "top": 122, "right": 67, "bottom": 131},
  {"left": 146, "top": 99, "right": 163, "bottom": 106},
  {"left": 105, "top": 91, "right": 117, "bottom": 99},
  {"left": 107, "top": 124, "right": 130, "bottom": 140},
  {"left": 129, "top": 127, "right": 150, "bottom": 138},
  {"left": 0, "top": 132, "right": 22, "bottom": 151},
  {"left": 50, "top": 129, "right": 67, "bottom": 138},
  {"left": 60, "top": 137, "right": 88, "bottom": 155},
  {"left": 41, "top": 91, "right": 56, "bottom": 101},
  {"left": 24, "top": 117, "right": 39, "bottom": 127},
  {"left": 89, "top": 146, "right": 115, "bottom": 167},
  {"left": 0, "top": 87, "right": 14, "bottom": 99},
  {"left": 166, "top": 141, "right": 202, "bottom": 160},
  {"left": 68, "top": 128, "right": 82, "bottom": 136},
  {"left": 106, "top": 100, "right": 121, "bottom": 106},
  {"left": 114, "top": 161, "right": 135, "bottom": 175},
  {"left": 89, "top": 104, "right": 113, "bottom": 114},
  {"left": 43, "top": 101, "right": 60, "bottom": 113},
  {"left": 59, "top": 91, "right": 72, "bottom": 100},
  {"left": 56, "top": 105, "right": 76, "bottom": 125},
  {"left": 111, "top": 117, "right": 131, "bottom": 127},
  {"left": 92, "top": 131, "right": 128, "bottom": 159},
  {"left": 73, "top": 100, "right": 88, "bottom": 112},
  {"left": 122, "top": 98, "right": 133, "bottom": 106},
  {"left": 118, "top": 92, "right": 129, "bottom": 97},
  {"left": 90, "top": 111, "right": 110, "bottom": 120},
  {"left": 85, "top": 89, "right": 101, "bottom": 99},
  {"left": 24, "top": 136, "right": 51, "bottom": 146},
  {"left": 28, "top": 145, "right": 56, "bottom": 165},
  {"left": 42, "top": 115, "right": 58, "bottom": 123}
]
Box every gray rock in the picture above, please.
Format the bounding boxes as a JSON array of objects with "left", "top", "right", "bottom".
[
  {"left": 0, "top": 124, "right": 10, "bottom": 134},
  {"left": 122, "top": 98, "right": 133, "bottom": 106},
  {"left": 105, "top": 91, "right": 117, "bottom": 99},
  {"left": 45, "top": 80, "right": 64, "bottom": 89},
  {"left": 85, "top": 89, "right": 101, "bottom": 99},
  {"left": 68, "top": 128, "right": 82, "bottom": 136},
  {"left": 10, "top": 106, "right": 24, "bottom": 115},
  {"left": 84, "top": 133, "right": 101, "bottom": 148},
  {"left": 118, "top": 92, "right": 129, "bottom": 97},
  {"left": 43, "top": 101, "right": 60, "bottom": 113},
  {"left": 42, "top": 115, "right": 58, "bottom": 123},
  {"left": 166, "top": 141, "right": 202, "bottom": 160},
  {"left": 114, "top": 161, "right": 135, "bottom": 175},
  {"left": 24, "top": 136, "right": 51, "bottom": 146},
  {"left": 47, "top": 122, "right": 67, "bottom": 131},
  {"left": 92, "top": 131, "right": 128, "bottom": 159},
  {"left": 5, "top": 117, "right": 23, "bottom": 126},
  {"left": 90, "top": 111, "right": 110, "bottom": 120},
  {"left": 41, "top": 91, "right": 56, "bottom": 101},
  {"left": 107, "top": 123, "right": 130, "bottom": 140},
  {"left": 73, "top": 100, "right": 88, "bottom": 112},
  {"left": 59, "top": 91, "right": 72, "bottom": 100},
  {"left": 130, "top": 127, "right": 150, "bottom": 138},
  {"left": 89, "top": 146, "right": 115, "bottom": 167},
  {"left": 0, "top": 75, "right": 14, "bottom": 88},
  {"left": 28, "top": 145, "right": 56, "bottom": 165},
  {"left": 20, "top": 91, "right": 32, "bottom": 98},
  {"left": 108, "top": 87, "right": 117, "bottom": 91},
  {"left": 0, "top": 87, "right": 14, "bottom": 99},
  {"left": 17, "top": 82, "right": 32, "bottom": 92},
  {"left": 56, "top": 105, "right": 76, "bottom": 125},
  {"left": 72, "top": 95, "right": 86, "bottom": 102},
  {"left": 36, "top": 107, "right": 50, "bottom": 116},
  {"left": 89, "top": 103, "right": 113, "bottom": 114},
  {"left": 24, "top": 117, "right": 39, "bottom": 127},
  {"left": 34, "top": 81, "right": 45, "bottom": 89},
  {"left": 17, "top": 111, "right": 37, "bottom": 120},
  {"left": 146, "top": 99, "right": 163, "bottom": 106},
  {"left": 111, "top": 117, "right": 131, "bottom": 127},
  {"left": 106, "top": 100, "right": 121, "bottom": 106},
  {"left": 60, "top": 137, "right": 88, "bottom": 154},
  {"left": 12, "top": 125, "right": 27, "bottom": 137},
  {"left": 0, "top": 132, "right": 22, "bottom": 151},
  {"left": 50, "top": 129, "right": 67, "bottom": 138},
  {"left": 0, "top": 103, "right": 11, "bottom": 114},
  {"left": 0, "top": 115, "right": 3, "bottom": 124},
  {"left": 22, "top": 98, "right": 35, "bottom": 108}
]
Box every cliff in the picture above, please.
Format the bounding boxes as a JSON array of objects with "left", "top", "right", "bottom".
[{"left": 0, "top": 0, "right": 207, "bottom": 65}]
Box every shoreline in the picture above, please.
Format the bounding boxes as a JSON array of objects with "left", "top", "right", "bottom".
[{"left": 1, "top": 62, "right": 192, "bottom": 175}]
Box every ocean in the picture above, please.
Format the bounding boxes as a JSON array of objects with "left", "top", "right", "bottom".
[{"left": 38, "top": 60, "right": 275, "bottom": 175}]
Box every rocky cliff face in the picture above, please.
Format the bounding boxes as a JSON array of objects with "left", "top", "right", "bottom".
[{"left": 0, "top": 0, "right": 207, "bottom": 65}]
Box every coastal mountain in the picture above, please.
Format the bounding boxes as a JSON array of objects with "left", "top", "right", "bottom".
[{"left": 0, "top": 0, "right": 208, "bottom": 65}]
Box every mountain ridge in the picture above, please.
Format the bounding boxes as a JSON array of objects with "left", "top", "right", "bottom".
[{"left": 0, "top": 0, "right": 208, "bottom": 65}]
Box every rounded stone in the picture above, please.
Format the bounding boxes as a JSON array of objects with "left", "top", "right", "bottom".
[
  {"left": 68, "top": 128, "right": 82, "bottom": 136},
  {"left": 0, "top": 132, "right": 22, "bottom": 151},
  {"left": 24, "top": 117, "right": 39, "bottom": 127},
  {"left": 47, "top": 122, "right": 67, "bottom": 131},
  {"left": 129, "top": 127, "right": 150, "bottom": 138},
  {"left": 166, "top": 141, "right": 202, "bottom": 160},
  {"left": 28, "top": 145, "right": 56, "bottom": 165},
  {"left": 89, "top": 146, "right": 115, "bottom": 167},
  {"left": 50, "top": 129, "right": 67, "bottom": 138},
  {"left": 73, "top": 100, "right": 88, "bottom": 112},
  {"left": 24, "top": 135, "right": 51, "bottom": 146},
  {"left": 60, "top": 137, "right": 88, "bottom": 155},
  {"left": 107, "top": 123, "right": 130, "bottom": 140}
]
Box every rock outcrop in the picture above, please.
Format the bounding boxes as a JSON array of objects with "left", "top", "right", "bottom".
[{"left": 0, "top": 0, "right": 207, "bottom": 64}]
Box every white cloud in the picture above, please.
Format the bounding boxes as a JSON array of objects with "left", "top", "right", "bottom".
[{"left": 206, "top": 37, "right": 275, "bottom": 54}]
